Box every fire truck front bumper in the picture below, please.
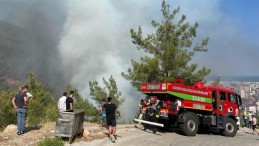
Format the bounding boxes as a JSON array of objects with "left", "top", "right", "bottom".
[{"left": 134, "top": 119, "right": 164, "bottom": 127}]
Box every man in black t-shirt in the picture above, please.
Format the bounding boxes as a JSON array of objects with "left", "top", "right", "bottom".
[
  {"left": 102, "top": 97, "right": 121, "bottom": 143},
  {"left": 12, "top": 86, "right": 28, "bottom": 135},
  {"left": 66, "top": 91, "right": 74, "bottom": 112}
]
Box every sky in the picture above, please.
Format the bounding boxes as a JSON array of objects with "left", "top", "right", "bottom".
[
  {"left": 167, "top": 0, "right": 259, "bottom": 76},
  {"left": 220, "top": 0, "right": 259, "bottom": 41},
  {"left": 0, "top": 0, "right": 259, "bottom": 120}
]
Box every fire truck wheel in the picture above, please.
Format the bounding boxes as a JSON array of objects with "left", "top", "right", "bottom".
[
  {"left": 180, "top": 112, "right": 198, "bottom": 136},
  {"left": 222, "top": 118, "right": 237, "bottom": 137}
]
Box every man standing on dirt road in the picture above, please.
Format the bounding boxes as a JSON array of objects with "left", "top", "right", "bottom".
[{"left": 102, "top": 97, "right": 121, "bottom": 143}]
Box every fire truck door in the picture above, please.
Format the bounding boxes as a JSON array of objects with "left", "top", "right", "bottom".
[
  {"left": 218, "top": 91, "right": 227, "bottom": 115},
  {"left": 212, "top": 90, "right": 224, "bottom": 115},
  {"left": 226, "top": 93, "right": 238, "bottom": 116},
  {"left": 218, "top": 91, "right": 238, "bottom": 116},
  {"left": 212, "top": 90, "right": 217, "bottom": 110}
]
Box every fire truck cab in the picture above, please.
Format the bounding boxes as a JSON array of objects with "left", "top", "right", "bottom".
[{"left": 135, "top": 79, "right": 242, "bottom": 137}]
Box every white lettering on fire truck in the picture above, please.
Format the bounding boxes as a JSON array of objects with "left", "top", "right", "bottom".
[
  {"left": 192, "top": 96, "right": 205, "bottom": 102},
  {"left": 172, "top": 86, "right": 208, "bottom": 96},
  {"left": 147, "top": 84, "right": 160, "bottom": 90},
  {"left": 193, "top": 104, "right": 205, "bottom": 109},
  {"left": 162, "top": 83, "right": 166, "bottom": 90}
]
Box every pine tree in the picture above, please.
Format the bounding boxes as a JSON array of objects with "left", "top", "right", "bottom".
[
  {"left": 122, "top": 0, "right": 211, "bottom": 89},
  {"left": 211, "top": 76, "right": 221, "bottom": 86},
  {"left": 27, "top": 72, "right": 57, "bottom": 126},
  {"left": 89, "top": 76, "right": 125, "bottom": 107}
]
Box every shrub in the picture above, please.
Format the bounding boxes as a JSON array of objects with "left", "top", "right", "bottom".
[
  {"left": 27, "top": 73, "right": 58, "bottom": 126},
  {"left": 38, "top": 137, "right": 64, "bottom": 146},
  {"left": 0, "top": 90, "right": 17, "bottom": 131}
]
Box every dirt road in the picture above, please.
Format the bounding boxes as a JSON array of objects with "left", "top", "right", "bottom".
[{"left": 69, "top": 125, "right": 259, "bottom": 146}]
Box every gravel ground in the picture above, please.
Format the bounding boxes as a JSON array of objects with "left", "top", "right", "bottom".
[{"left": 69, "top": 125, "right": 259, "bottom": 146}]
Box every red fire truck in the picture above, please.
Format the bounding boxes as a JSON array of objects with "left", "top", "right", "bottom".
[{"left": 135, "top": 79, "right": 242, "bottom": 137}]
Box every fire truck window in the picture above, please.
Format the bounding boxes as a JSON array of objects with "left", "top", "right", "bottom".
[
  {"left": 220, "top": 91, "right": 226, "bottom": 101},
  {"left": 228, "top": 93, "right": 237, "bottom": 104}
]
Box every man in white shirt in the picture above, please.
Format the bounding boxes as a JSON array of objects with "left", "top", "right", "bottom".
[
  {"left": 58, "top": 92, "right": 67, "bottom": 112},
  {"left": 26, "top": 92, "right": 33, "bottom": 102},
  {"left": 23, "top": 86, "right": 33, "bottom": 104}
]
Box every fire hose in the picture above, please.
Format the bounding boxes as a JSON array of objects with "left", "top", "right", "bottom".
[{"left": 134, "top": 119, "right": 164, "bottom": 127}]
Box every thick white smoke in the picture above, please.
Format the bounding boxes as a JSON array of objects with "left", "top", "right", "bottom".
[{"left": 58, "top": 0, "right": 162, "bottom": 121}]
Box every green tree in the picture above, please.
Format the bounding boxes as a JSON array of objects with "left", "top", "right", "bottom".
[
  {"left": 122, "top": 0, "right": 211, "bottom": 89},
  {"left": 27, "top": 72, "right": 57, "bottom": 126},
  {"left": 0, "top": 90, "right": 17, "bottom": 130},
  {"left": 211, "top": 76, "right": 221, "bottom": 86},
  {"left": 64, "top": 84, "right": 99, "bottom": 120},
  {"left": 89, "top": 76, "right": 125, "bottom": 107}
]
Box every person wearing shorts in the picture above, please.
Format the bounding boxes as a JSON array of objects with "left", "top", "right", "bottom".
[{"left": 102, "top": 97, "right": 120, "bottom": 143}]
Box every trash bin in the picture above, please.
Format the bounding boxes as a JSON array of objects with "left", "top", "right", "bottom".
[{"left": 54, "top": 110, "right": 85, "bottom": 143}]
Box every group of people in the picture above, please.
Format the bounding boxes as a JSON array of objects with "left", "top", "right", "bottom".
[
  {"left": 138, "top": 96, "right": 170, "bottom": 114},
  {"left": 58, "top": 93, "right": 121, "bottom": 143},
  {"left": 11, "top": 85, "right": 121, "bottom": 143},
  {"left": 11, "top": 86, "right": 33, "bottom": 135},
  {"left": 57, "top": 91, "right": 75, "bottom": 112},
  {"left": 242, "top": 110, "right": 259, "bottom": 135}
]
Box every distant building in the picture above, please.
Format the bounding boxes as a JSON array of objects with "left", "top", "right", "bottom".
[{"left": 240, "top": 89, "right": 245, "bottom": 98}]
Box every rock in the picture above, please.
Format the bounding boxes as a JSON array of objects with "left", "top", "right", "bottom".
[
  {"left": 90, "top": 132, "right": 106, "bottom": 138},
  {"left": 2, "top": 125, "right": 17, "bottom": 134},
  {"left": 83, "top": 129, "right": 90, "bottom": 138}
]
